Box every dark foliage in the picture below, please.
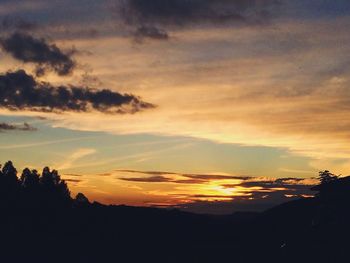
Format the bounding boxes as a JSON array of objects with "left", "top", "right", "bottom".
[
  {"left": 0, "top": 161, "right": 71, "bottom": 211},
  {"left": 318, "top": 170, "right": 339, "bottom": 185},
  {"left": 0, "top": 163, "right": 349, "bottom": 263}
]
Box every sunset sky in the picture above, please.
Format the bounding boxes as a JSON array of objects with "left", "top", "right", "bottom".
[{"left": 0, "top": 0, "right": 349, "bottom": 214}]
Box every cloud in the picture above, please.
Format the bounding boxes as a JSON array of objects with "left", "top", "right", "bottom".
[
  {"left": 0, "top": 1, "right": 47, "bottom": 16},
  {"left": 133, "top": 25, "right": 169, "bottom": 42},
  {"left": 223, "top": 177, "right": 316, "bottom": 191},
  {"left": 118, "top": 169, "right": 252, "bottom": 184},
  {"left": 57, "top": 148, "right": 97, "bottom": 170},
  {"left": 116, "top": 169, "right": 178, "bottom": 175},
  {"left": 63, "top": 173, "right": 84, "bottom": 177},
  {"left": 0, "top": 17, "right": 37, "bottom": 31},
  {"left": 0, "top": 122, "right": 37, "bottom": 132},
  {"left": 0, "top": 136, "right": 97, "bottom": 150},
  {"left": 121, "top": 175, "right": 173, "bottom": 183},
  {"left": 63, "top": 168, "right": 319, "bottom": 215},
  {"left": 121, "top": 176, "right": 206, "bottom": 184},
  {"left": 115, "top": 0, "right": 280, "bottom": 42},
  {"left": 0, "top": 32, "right": 76, "bottom": 76},
  {"left": 64, "top": 178, "right": 83, "bottom": 183},
  {"left": 171, "top": 177, "right": 316, "bottom": 214},
  {"left": 118, "top": 0, "right": 279, "bottom": 27},
  {"left": 47, "top": 17, "right": 350, "bottom": 175},
  {"left": 183, "top": 173, "right": 252, "bottom": 181},
  {"left": 116, "top": 169, "right": 317, "bottom": 214},
  {"left": 117, "top": 170, "right": 318, "bottom": 195},
  {"left": 0, "top": 70, "right": 155, "bottom": 114}
]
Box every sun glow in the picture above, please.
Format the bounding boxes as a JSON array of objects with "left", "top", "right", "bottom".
[{"left": 62, "top": 170, "right": 316, "bottom": 211}]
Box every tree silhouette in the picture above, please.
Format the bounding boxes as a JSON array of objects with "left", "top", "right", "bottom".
[
  {"left": 0, "top": 161, "right": 72, "bottom": 210},
  {"left": 20, "top": 168, "right": 40, "bottom": 189},
  {"left": 318, "top": 170, "right": 338, "bottom": 185},
  {"left": 312, "top": 170, "right": 342, "bottom": 203},
  {"left": 39, "top": 167, "right": 71, "bottom": 209},
  {"left": 74, "top": 192, "right": 90, "bottom": 207},
  {"left": 2, "top": 161, "right": 19, "bottom": 186},
  {"left": 40, "top": 166, "right": 55, "bottom": 187},
  {"left": 0, "top": 161, "right": 20, "bottom": 208}
]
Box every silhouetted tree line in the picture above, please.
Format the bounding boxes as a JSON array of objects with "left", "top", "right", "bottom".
[{"left": 0, "top": 161, "right": 87, "bottom": 211}]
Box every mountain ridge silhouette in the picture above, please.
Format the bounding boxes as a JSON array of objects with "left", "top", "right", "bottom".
[{"left": 0, "top": 161, "right": 348, "bottom": 263}]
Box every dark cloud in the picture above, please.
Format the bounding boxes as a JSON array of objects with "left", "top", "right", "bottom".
[
  {"left": 134, "top": 25, "right": 169, "bottom": 42},
  {"left": 0, "top": 32, "right": 76, "bottom": 76},
  {"left": 64, "top": 178, "right": 83, "bottom": 184},
  {"left": 221, "top": 177, "right": 315, "bottom": 195},
  {"left": 118, "top": 170, "right": 252, "bottom": 184},
  {"left": 116, "top": 169, "right": 178, "bottom": 175},
  {"left": 98, "top": 173, "right": 113, "bottom": 177},
  {"left": 183, "top": 173, "right": 252, "bottom": 181},
  {"left": 117, "top": 169, "right": 316, "bottom": 214},
  {"left": 0, "top": 70, "right": 155, "bottom": 114},
  {"left": 234, "top": 177, "right": 315, "bottom": 190},
  {"left": 118, "top": 0, "right": 279, "bottom": 26},
  {"left": 121, "top": 175, "right": 206, "bottom": 184},
  {"left": 173, "top": 179, "right": 206, "bottom": 184},
  {"left": 117, "top": 170, "right": 315, "bottom": 190},
  {"left": 121, "top": 175, "right": 172, "bottom": 183},
  {"left": 0, "top": 17, "right": 38, "bottom": 31},
  {"left": 0, "top": 122, "right": 37, "bottom": 132},
  {"left": 63, "top": 173, "right": 83, "bottom": 177}
]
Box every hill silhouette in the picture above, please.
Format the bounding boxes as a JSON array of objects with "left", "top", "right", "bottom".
[{"left": 0, "top": 161, "right": 349, "bottom": 263}]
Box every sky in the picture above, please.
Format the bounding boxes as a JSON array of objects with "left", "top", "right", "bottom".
[{"left": 0, "top": 0, "right": 349, "bottom": 214}]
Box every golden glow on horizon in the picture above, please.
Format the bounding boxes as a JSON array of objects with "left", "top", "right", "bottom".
[{"left": 62, "top": 170, "right": 318, "bottom": 208}]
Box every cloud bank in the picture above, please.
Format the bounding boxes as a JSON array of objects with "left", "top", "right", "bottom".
[
  {"left": 0, "top": 32, "right": 76, "bottom": 76},
  {"left": 119, "top": 0, "right": 279, "bottom": 26},
  {"left": 0, "top": 70, "right": 155, "bottom": 114},
  {"left": 116, "top": 0, "right": 280, "bottom": 43},
  {"left": 114, "top": 169, "right": 317, "bottom": 214}
]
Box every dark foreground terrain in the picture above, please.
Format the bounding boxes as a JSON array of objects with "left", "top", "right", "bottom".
[{"left": 0, "top": 162, "right": 349, "bottom": 263}]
